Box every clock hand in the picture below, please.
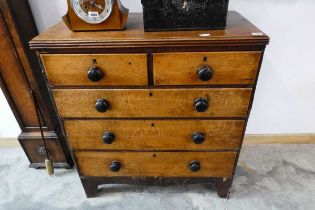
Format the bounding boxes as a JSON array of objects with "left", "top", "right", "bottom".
[
  {"left": 94, "top": 3, "right": 104, "bottom": 10},
  {"left": 182, "top": 0, "right": 189, "bottom": 11},
  {"left": 88, "top": 0, "right": 104, "bottom": 10}
]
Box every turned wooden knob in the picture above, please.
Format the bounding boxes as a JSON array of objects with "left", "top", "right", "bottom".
[
  {"left": 87, "top": 67, "right": 103, "bottom": 82},
  {"left": 95, "top": 99, "right": 110, "bottom": 113},
  {"left": 198, "top": 66, "right": 213, "bottom": 81},
  {"left": 192, "top": 132, "right": 205, "bottom": 144},
  {"left": 103, "top": 132, "right": 115, "bottom": 144},
  {"left": 189, "top": 161, "right": 201, "bottom": 172},
  {"left": 194, "top": 98, "right": 209, "bottom": 112},
  {"left": 110, "top": 161, "right": 121, "bottom": 172}
]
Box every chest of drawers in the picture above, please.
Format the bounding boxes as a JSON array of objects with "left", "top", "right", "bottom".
[{"left": 30, "top": 11, "right": 269, "bottom": 198}]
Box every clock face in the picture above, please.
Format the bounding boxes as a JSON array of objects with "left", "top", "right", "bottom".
[{"left": 70, "top": 0, "right": 114, "bottom": 24}]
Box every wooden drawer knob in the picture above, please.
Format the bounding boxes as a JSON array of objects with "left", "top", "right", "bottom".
[
  {"left": 192, "top": 132, "right": 205, "bottom": 144},
  {"left": 194, "top": 98, "right": 209, "bottom": 112},
  {"left": 189, "top": 161, "right": 201, "bottom": 172},
  {"left": 198, "top": 66, "right": 213, "bottom": 81},
  {"left": 110, "top": 161, "right": 121, "bottom": 172},
  {"left": 87, "top": 67, "right": 103, "bottom": 82},
  {"left": 103, "top": 132, "right": 116, "bottom": 144},
  {"left": 95, "top": 99, "right": 110, "bottom": 113}
]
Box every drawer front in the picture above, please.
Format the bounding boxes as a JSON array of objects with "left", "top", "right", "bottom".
[
  {"left": 41, "top": 54, "right": 148, "bottom": 86},
  {"left": 53, "top": 88, "right": 252, "bottom": 118},
  {"left": 18, "top": 137, "right": 67, "bottom": 164},
  {"left": 153, "top": 51, "right": 261, "bottom": 85},
  {"left": 75, "top": 151, "right": 237, "bottom": 177},
  {"left": 65, "top": 120, "right": 245, "bottom": 150}
]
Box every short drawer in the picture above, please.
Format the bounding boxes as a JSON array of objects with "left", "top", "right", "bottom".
[
  {"left": 41, "top": 54, "right": 148, "bottom": 86},
  {"left": 64, "top": 120, "right": 245, "bottom": 150},
  {"left": 153, "top": 51, "right": 261, "bottom": 85},
  {"left": 75, "top": 151, "right": 237, "bottom": 177},
  {"left": 53, "top": 88, "right": 252, "bottom": 118}
]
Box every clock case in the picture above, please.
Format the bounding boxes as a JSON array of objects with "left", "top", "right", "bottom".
[
  {"left": 141, "top": 0, "right": 229, "bottom": 31},
  {"left": 64, "top": 0, "right": 129, "bottom": 31}
]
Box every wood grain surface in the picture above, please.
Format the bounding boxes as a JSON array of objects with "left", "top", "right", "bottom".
[
  {"left": 30, "top": 12, "right": 269, "bottom": 50},
  {"left": 64, "top": 120, "right": 245, "bottom": 150},
  {"left": 53, "top": 88, "right": 252, "bottom": 118},
  {"left": 18, "top": 132, "right": 66, "bottom": 163},
  {"left": 75, "top": 151, "right": 237, "bottom": 177},
  {"left": 0, "top": 10, "right": 38, "bottom": 126},
  {"left": 41, "top": 54, "right": 147, "bottom": 86},
  {"left": 153, "top": 51, "right": 261, "bottom": 85}
]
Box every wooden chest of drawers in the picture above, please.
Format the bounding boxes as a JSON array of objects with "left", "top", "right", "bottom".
[{"left": 30, "top": 11, "right": 269, "bottom": 198}]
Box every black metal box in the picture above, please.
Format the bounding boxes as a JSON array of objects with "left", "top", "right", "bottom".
[{"left": 141, "top": 0, "right": 229, "bottom": 31}]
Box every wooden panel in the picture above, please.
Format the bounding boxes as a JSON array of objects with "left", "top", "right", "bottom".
[
  {"left": 53, "top": 88, "right": 252, "bottom": 118},
  {"left": 75, "top": 151, "right": 237, "bottom": 177},
  {"left": 30, "top": 12, "right": 269, "bottom": 50},
  {"left": 153, "top": 51, "right": 261, "bottom": 85},
  {"left": 0, "top": 10, "right": 37, "bottom": 126},
  {"left": 64, "top": 120, "right": 245, "bottom": 150},
  {"left": 244, "top": 134, "right": 315, "bottom": 145},
  {"left": 18, "top": 133, "right": 66, "bottom": 164},
  {"left": 0, "top": 0, "right": 73, "bottom": 168},
  {"left": 0, "top": 0, "right": 59, "bottom": 129},
  {"left": 41, "top": 54, "right": 148, "bottom": 86}
]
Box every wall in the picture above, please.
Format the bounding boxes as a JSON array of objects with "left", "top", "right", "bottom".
[
  {"left": 0, "top": 89, "right": 21, "bottom": 138},
  {"left": 0, "top": 0, "right": 314, "bottom": 138}
]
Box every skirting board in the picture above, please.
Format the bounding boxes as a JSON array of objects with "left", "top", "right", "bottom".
[
  {"left": 244, "top": 134, "right": 315, "bottom": 144},
  {"left": 1, "top": 134, "right": 315, "bottom": 148},
  {"left": 0, "top": 138, "right": 20, "bottom": 147}
]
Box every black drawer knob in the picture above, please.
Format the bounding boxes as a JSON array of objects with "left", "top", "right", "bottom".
[
  {"left": 110, "top": 161, "right": 121, "bottom": 172},
  {"left": 87, "top": 67, "right": 103, "bottom": 82},
  {"left": 189, "top": 161, "right": 201, "bottom": 172},
  {"left": 103, "top": 132, "right": 115, "bottom": 144},
  {"left": 198, "top": 66, "right": 213, "bottom": 81},
  {"left": 192, "top": 132, "right": 205, "bottom": 144},
  {"left": 95, "top": 99, "right": 110, "bottom": 113},
  {"left": 194, "top": 98, "right": 209, "bottom": 112}
]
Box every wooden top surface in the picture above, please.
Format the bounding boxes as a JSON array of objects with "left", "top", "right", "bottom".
[{"left": 30, "top": 11, "right": 269, "bottom": 49}]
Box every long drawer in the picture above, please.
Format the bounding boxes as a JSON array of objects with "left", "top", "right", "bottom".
[
  {"left": 75, "top": 151, "right": 237, "bottom": 177},
  {"left": 41, "top": 54, "right": 148, "bottom": 86},
  {"left": 64, "top": 120, "right": 245, "bottom": 150},
  {"left": 153, "top": 51, "right": 261, "bottom": 85},
  {"left": 53, "top": 88, "right": 252, "bottom": 118}
]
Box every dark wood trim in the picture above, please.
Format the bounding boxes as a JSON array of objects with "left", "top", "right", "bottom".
[
  {"left": 73, "top": 149, "right": 239, "bottom": 153},
  {"left": 29, "top": 163, "right": 71, "bottom": 169},
  {"left": 50, "top": 84, "right": 254, "bottom": 89},
  {"left": 232, "top": 49, "right": 267, "bottom": 178},
  {"left": 30, "top": 41, "right": 269, "bottom": 50},
  {"left": 18, "top": 131, "right": 59, "bottom": 140},
  {"left": 214, "top": 177, "right": 233, "bottom": 198},
  {"left": 146, "top": 51, "right": 154, "bottom": 86},
  {"left": 61, "top": 117, "right": 247, "bottom": 121},
  {"left": 80, "top": 176, "right": 233, "bottom": 198},
  {"left": 31, "top": 45, "right": 267, "bottom": 54}
]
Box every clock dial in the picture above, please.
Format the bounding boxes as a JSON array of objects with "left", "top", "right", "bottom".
[{"left": 70, "top": 0, "right": 114, "bottom": 24}]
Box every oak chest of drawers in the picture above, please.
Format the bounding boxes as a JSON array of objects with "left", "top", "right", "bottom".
[{"left": 30, "top": 11, "right": 269, "bottom": 198}]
